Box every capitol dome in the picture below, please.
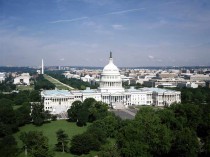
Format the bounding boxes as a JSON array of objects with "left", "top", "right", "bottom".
[
  {"left": 99, "top": 52, "right": 124, "bottom": 93},
  {"left": 103, "top": 59, "right": 119, "bottom": 74}
]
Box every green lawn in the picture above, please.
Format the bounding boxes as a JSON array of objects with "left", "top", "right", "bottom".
[
  {"left": 14, "top": 120, "right": 90, "bottom": 157},
  {"left": 16, "top": 85, "right": 34, "bottom": 91},
  {"left": 44, "top": 74, "right": 73, "bottom": 90},
  {"left": 13, "top": 105, "right": 22, "bottom": 110}
]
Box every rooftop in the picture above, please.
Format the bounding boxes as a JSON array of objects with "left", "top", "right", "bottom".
[
  {"left": 144, "top": 88, "right": 179, "bottom": 93},
  {"left": 42, "top": 90, "right": 72, "bottom": 97}
]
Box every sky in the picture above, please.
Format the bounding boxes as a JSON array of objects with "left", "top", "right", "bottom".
[{"left": 0, "top": 0, "right": 210, "bottom": 67}]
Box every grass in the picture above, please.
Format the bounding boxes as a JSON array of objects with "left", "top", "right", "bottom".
[
  {"left": 13, "top": 105, "right": 22, "bottom": 110},
  {"left": 44, "top": 74, "right": 73, "bottom": 90},
  {"left": 16, "top": 85, "right": 34, "bottom": 91},
  {"left": 14, "top": 120, "right": 90, "bottom": 157}
]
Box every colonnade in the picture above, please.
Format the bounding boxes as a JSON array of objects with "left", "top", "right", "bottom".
[
  {"left": 100, "top": 82, "right": 122, "bottom": 87},
  {"left": 102, "top": 95, "right": 131, "bottom": 104}
]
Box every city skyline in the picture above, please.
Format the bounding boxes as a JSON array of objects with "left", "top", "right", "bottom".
[{"left": 0, "top": 0, "right": 210, "bottom": 67}]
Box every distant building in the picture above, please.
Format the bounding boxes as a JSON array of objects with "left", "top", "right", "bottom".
[
  {"left": 185, "top": 74, "right": 210, "bottom": 81},
  {"left": 0, "top": 72, "right": 6, "bottom": 83},
  {"left": 156, "top": 72, "right": 178, "bottom": 79},
  {"left": 150, "top": 88, "right": 181, "bottom": 106},
  {"left": 14, "top": 73, "right": 30, "bottom": 85},
  {"left": 42, "top": 52, "right": 181, "bottom": 114},
  {"left": 177, "top": 82, "right": 199, "bottom": 88},
  {"left": 81, "top": 75, "right": 94, "bottom": 83},
  {"left": 143, "top": 78, "right": 185, "bottom": 87},
  {"left": 37, "top": 70, "right": 41, "bottom": 74},
  {"left": 63, "top": 72, "right": 80, "bottom": 79}
]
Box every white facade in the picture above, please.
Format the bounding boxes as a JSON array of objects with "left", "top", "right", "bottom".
[
  {"left": 41, "top": 53, "right": 181, "bottom": 114},
  {"left": 81, "top": 75, "right": 95, "bottom": 83},
  {"left": 0, "top": 72, "right": 6, "bottom": 83},
  {"left": 14, "top": 73, "right": 30, "bottom": 85},
  {"left": 149, "top": 88, "right": 181, "bottom": 107}
]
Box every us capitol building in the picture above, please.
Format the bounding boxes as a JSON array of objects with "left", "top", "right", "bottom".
[{"left": 41, "top": 52, "right": 181, "bottom": 114}]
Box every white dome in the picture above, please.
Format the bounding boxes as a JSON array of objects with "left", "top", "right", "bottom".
[
  {"left": 99, "top": 52, "right": 124, "bottom": 93},
  {"left": 84, "top": 75, "right": 91, "bottom": 78},
  {"left": 102, "top": 58, "right": 120, "bottom": 75}
]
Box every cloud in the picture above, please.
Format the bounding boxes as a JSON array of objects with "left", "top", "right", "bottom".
[
  {"left": 105, "top": 8, "right": 145, "bottom": 15},
  {"left": 83, "top": 21, "right": 96, "bottom": 26},
  {"left": 49, "top": 7, "right": 145, "bottom": 24},
  {"left": 82, "top": 0, "right": 112, "bottom": 6},
  {"left": 148, "top": 55, "right": 154, "bottom": 59},
  {"left": 49, "top": 1, "right": 177, "bottom": 25},
  {"left": 112, "top": 24, "right": 125, "bottom": 30},
  {"left": 50, "top": 17, "right": 88, "bottom": 23},
  {"left": 148, "top": 55, "right": 163, "bottom": 63},
  {"left": 0, "top": 28, "right": 104, "bottom": 66},
  {"left": 156, "top": 59, "right": 162, "bottom": 62}
]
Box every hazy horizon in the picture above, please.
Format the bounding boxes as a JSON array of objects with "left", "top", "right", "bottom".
[{"left": 0, "top": 0, "right": 210, "bottom": 67}]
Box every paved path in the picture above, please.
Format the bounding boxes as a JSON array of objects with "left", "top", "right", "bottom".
[
  {"left": 44, "top": 74, "right": 74, "bottom": 90},
  {"left": 121, "top": 109, "right": 136, "bottom": 117},
  {"left": 110, "top": 109, "right": 137, "bottom": 119}
]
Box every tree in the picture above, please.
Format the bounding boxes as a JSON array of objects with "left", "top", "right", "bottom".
[
  {"left": 86, "top": 127, "right": 107, "bottom": 144},
  {"left": 51, "top": 115, "right": 57, "bottom": 121},
  {"left": 0, "top": 102, "right": 17, "bottom": 132},
  {"left": 88, "top": 101, "right": 108, "bottom": 122},
  {"left": 89, "top": 115, "right": 120, "bottom": 138},
  {"left": 82, "top": 98, "right": 96, "bottom": 122},
  {"left": 55, "top": 129, "right": 69, "bottom": 153},
  {"left": 77, "top": 105, "right": 89, "bottom": 126},
  {"left": 170, "top": 103, "right": 202, "bottom": 130},
  {"left": 117, "top": 120, "right": 151, "bottom": 157},
  {"left": 67, "top": 100, "right": 82, "bottom": 122},
  {"left": 70, "top": 133, "right": 100, "bottom": 155},
  {"left": 83, "top": 98, "right": 96, "bottom": 108},
  {"left": 19, "top": 131, "right": 53, "bottom": 157},
  {"left": 0, "top": 135, "right": 18, "bottom": 157},
  {"left": 30, "top": 90, "right": 41, "bottom": 102},
  {"left": 67, "top": 100, "right": 89, "bottom": 126},
  {"left": 203, "top": 134, "right": 210, "bottom": 156},
  {"left": 0, "top": 122, "right": 12, "bottom": 137},
  {"left": 117, "top": 107, "right": 172, "bottom": 157},
  {"left": 14, "top": 91, "right": 29, "bottom": 105},
  {"left": 0, "top": 100, "right": 18, "bottom": 157},
  {"left": 44, "top": 110, "right": 52, "bottom": 121},
  {"left": 0, "top": 98, "right": 13, "bottom": 106},
  {"left": 68, "top": 99, "right": 109, "bottom": 125},
  {"left": 31, "top": 103, "right": 45, "bottom": 126},
  {"left": 34, "top": 75, "right": 55, "bottom": 90},
  {"left": 181, "top": 89, "right": 193, "bottom": 103},
  {"left": 169, "top": 128, "right": 199, "bottom": 157},
  {"left": 98, "top": 144, "right": 120, "bottom": 157},
  {"left": 15, "top": 102, "right": 31, "bottom": 126},
  {"left": 135, "top": 107, "right": 172, "bottom": 156}
]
